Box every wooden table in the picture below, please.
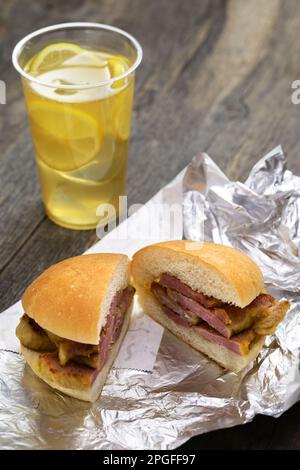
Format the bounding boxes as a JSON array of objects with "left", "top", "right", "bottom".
[{"left": 1, "top": 0, "right": 300, "bottom": 450}]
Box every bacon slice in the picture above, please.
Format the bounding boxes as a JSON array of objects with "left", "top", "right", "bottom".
[
  {"left": 154, "top": 273, "right": 290, "bottom": 344},
  {"left": 16, "top": 286, "right": 135, "bottom": 370},
  {"left": 97, "top": 285, "right": 135, "bottom": 370},
  {"left": 161, "top": 305, "right": 191, "bottom": 327},
  {"left": 157, "top": 273, "right": 290, "bottom": 337},
  {"left": 153, "top": 280, "right": 267, "bottom": 337},
  {"left": 57, "top": 285, "right": 135, "bottom": 369},
  {"left": 153, "top": 298, "right": 256, "bottom": 356},
  {"left": 159, "top": 273, "right": 222, "bottom": 308},
  {"left": 195, "top": 324, "right": 256, "bottom": 356},
  {"left": 166, "top": 288, "right": 233, "bottom": 337},
  {"left": 151, "top": 282, "right": 200, "bottom": 325},
  {"left": 150, "top": 273, "right": 290, "bottom": 359}
]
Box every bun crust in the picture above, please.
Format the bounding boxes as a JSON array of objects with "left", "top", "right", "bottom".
[
  {"left": 137, "top": 286, "right": 265, "bottom": 372},
  {"left": 20, "top": 304, "right": 132, "bottom": 402},
  {"left": 131, "top": 240, "right": 264, "bottom": 308},
  {"left": 22, "top": 254, "right": 130, "bottom": 344}
]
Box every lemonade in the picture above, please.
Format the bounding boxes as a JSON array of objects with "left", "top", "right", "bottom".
[{"left": 22, "top": 42, "right": 135, "bottom": 229}]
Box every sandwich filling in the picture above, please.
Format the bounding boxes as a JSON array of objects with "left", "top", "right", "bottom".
[
  {"left": 151, "top": 273, "right": 289, "bottom": 356},
  {"left": 16, "top": 286, "right": 135, "bottom": 390}
]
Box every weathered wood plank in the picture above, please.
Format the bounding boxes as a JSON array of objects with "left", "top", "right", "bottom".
[{"left": 1, "top": 0, "right": 300, "bottom": 450}]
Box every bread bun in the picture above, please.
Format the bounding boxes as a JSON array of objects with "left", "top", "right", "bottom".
[
  {"left": 131, "top": 241, "right": 265, "bottom": 372},
  {"left": 136, "top": 286, "right": 264, "bottom": 372},
  {"left": 21, "top": 304, "right": 132, "bottom": 402},
  {"left": 132, "top": 240, "right": 263, "bottom": 308},
  {"left": 22, "top": 254, "right": 130, "bottom": 344}
]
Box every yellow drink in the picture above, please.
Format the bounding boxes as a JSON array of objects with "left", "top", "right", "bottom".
[{"left": 23, "top": 43, "right": 135, "bottom": 229}]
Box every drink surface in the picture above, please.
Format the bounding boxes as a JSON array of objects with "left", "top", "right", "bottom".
[{"left": 23, "top": 43, "right": 134, "bottom": 229}]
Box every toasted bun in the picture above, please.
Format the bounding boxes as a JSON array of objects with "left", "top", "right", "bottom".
[
  {"left": 20, "top": 303, "right": 132, "bottom": 402},
  {"left": 22, "top": 254, "right": 130, "bottom": 344},
  {"left": 131, "top": 240, "right": 264, "bottom": 308},
  {"left": 137, "top": 287, "right": 264, "bottom": 372}
]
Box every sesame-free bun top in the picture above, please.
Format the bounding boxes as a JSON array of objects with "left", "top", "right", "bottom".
[
  {"left": 22, "top": 254, "right": 130, "bottom": 345},
  {"left": 131, "top": 240, "right": 264, "bottom": 308}
]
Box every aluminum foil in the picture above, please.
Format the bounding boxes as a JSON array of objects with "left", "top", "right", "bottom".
[{"left": 1, "top": 146, "right": 300, "bottom": 450}]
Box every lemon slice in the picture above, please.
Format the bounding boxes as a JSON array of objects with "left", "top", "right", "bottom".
[
  {"left": 29, "top": 42, "right": 84, "bottom": 73},
  {"left": 108, "top": 58, "right": 128, "bottom": 89},
  {"left": 113, "top": 84, "right": 134, "bottom": 140},
  {"left": 29, "top": 102, "right": 102, "bottom": 171},
  {"left": 29, "top": 42, "right": 107, "bottom": 74},
  {"left": 64, "top": 50, "right": 108, "bottom": 67}
]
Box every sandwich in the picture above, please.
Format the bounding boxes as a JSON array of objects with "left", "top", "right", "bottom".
[
  {"left": 131, "top": 240, "right": 290, "bottom": 372},
  {"left": 16, "top": 253, "right": 135, "bottom": 402}
]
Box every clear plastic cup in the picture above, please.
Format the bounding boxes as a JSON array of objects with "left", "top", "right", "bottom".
[{"left": 12, "top": 22, "right": 142, "bottom": 230}]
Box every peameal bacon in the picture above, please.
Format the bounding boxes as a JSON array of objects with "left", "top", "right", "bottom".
[
  {"left": 151, "top": 274, "right": 290, "bottom": 356},
  {"left": 16, "top": 286, "right": 135, "bottom": 370}
]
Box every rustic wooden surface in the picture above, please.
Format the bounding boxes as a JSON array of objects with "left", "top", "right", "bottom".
[{"left": 1, "top": 0, "right": 300, "bottom": 450}]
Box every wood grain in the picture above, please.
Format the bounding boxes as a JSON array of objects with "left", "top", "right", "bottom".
[{"left": 1, "top": 0, "right": 300, "bottom": 450}]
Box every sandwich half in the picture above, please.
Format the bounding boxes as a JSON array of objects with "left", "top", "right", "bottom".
[
  {"left": 131, "top": 240, "right": 290, "bottom": 372},
  {"left": 16, "top": 253, "right": 135, "bottom": 402}
]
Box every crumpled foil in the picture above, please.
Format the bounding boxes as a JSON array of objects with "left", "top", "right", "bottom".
[{"left": 1, "top": 146, "right": 300, "bottom": 450}]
